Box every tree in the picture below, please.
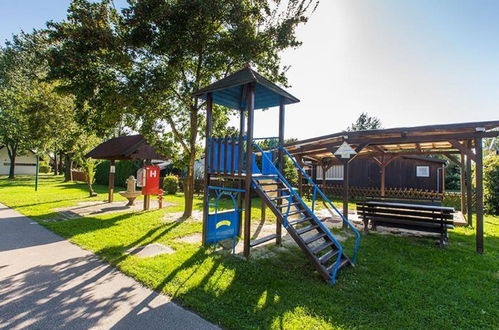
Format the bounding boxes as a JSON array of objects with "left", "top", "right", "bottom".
[
  {"left": 73, "top": 133, "right": 102, "bottom": 196},
  {"left": 347, "top": 113, "right": 382, "bottom": 131},
  {"left": 0, "top": 31, "right": 77, "bottom": 179},
  {"left": 47, "top": 0, "right": 318, "bottom": 217}
]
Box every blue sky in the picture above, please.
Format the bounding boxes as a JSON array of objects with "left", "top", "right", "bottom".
[{"left": 1, "top": 0, "right": 498, "bottom": 140}]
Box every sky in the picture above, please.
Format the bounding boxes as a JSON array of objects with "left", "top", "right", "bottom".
[{"left": 1, "top": 0, "right": 498, "bottom": 141}]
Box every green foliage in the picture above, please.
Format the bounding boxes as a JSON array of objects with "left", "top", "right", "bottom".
[
  {"left": 484, "top": 154, "right": 499, "bottom": 215},
  {"left": 38, "top": 160, "right": 52, "bottom": 173},
  {"left": 445, "top": 161, "right": 460, "bottom": 191},
  {"left": 163, "top": 175, "right": 179, "bottom": 195},
  {"left": 95, "top": 160, "right": 141, "bottom": 188},
  {"left": 283, "top": 157, "right": 299, "bottom": 186},
  {"left": 347, "top": 112, "right": 382, "bottom": 131},
  {"left": 47, "top": 0, "right": 318, "bottom": 216}
]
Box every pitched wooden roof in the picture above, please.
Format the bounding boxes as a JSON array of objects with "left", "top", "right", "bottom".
[
  {"left": 86, "top": 135, "right": 167, "bottom": 160},
  {"left": 193, "top": 66, "right": 299, "bottom": 110},
  {"left": 286, "top": 120, "right": 499, "bottom": 161}
]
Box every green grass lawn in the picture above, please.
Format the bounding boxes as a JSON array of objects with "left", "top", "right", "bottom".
[{"left": 1, "top": 175, "right": 498, "bottom": 329}]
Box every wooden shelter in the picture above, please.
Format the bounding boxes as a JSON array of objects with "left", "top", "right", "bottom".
[
  {"left": 285, "top": 120, "right": 499, "bottom": 253},
  {"left": 86, "top": 134, "right": 166, "bottom": 202}
]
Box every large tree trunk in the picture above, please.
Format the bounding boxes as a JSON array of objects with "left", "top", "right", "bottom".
[
  {"left": 58, "top": 152, "right": 64, "bottom": 175},
  {"left": 53, "top": 152, "right": 58, "bottom": 175},
  {"left": 64, "top": 153, "right": 73, "bottom": 182},
  {"left": 8, "top": 152, "right": 16, "bottom": 179},
  {"left": 182, "top": 107, "right": 199, "bottom": 218},
  {"left": 183, "top": 158, "right": 195, "bottom": 217},
  {"left": 6, "top": 144, "right": 17, "bottom": 179}
]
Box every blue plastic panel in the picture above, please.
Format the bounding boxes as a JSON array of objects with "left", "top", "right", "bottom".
[{"left": 206, "top": 210, "right": 240, "bottom": 244}]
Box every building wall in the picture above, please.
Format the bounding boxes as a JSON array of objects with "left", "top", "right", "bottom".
[
  {"left": 312, "top": 157, "right": 444, "bottom": 193},
  {"left": 0, "top": 147, "right": 37, "bottom": 175}
]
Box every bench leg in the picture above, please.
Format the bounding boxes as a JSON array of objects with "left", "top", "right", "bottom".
[{"left": 363, "top": 219, "right": 369, "bottom": 235}]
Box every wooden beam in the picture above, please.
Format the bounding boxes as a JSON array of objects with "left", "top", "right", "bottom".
[
  {"left": 466, "top": 140, "right": 473, "bottom": 226},
  {"left": 243, "top": 83, "right": 255, "bottom": 258},
  {"left": 108, "top": 160, "right": 115, "bottom": 203},
  {"left": 475, "top": 137, "right": 484, "bottom": 254},
  {"left": 460, "top": 153, "right": 466, "bottom": 215},
  {"left": 276, "top": 97, "right": 285, "bottom": 246},
  {"left": 450, "top": 140, "right": 476, "bottom": 162}
]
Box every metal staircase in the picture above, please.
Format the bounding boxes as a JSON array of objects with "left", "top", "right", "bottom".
[{"left": 252, "top": 143, "right": 361, "bottom": 284}]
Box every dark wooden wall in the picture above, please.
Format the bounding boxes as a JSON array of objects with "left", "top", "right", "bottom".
[{"left": 311, "top": 157, "right": 444, "bottom": 192}]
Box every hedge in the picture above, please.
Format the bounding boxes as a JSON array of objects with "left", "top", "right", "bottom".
[
  {"left": 94, "top": 160, "right": 141, "bottom": 188},
  {"left": 484, "top": 154, "right": 499, "bottom": 215}
]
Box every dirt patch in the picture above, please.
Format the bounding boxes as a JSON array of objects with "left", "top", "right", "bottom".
[
  {"left": 174, "top": 233, "right": 202, "bottom": 244},
  {"left": 162, "top": 210, "right": 202, "bottom": 223},
  {"left": 126, "top": 243, "right": 175, "bottom": 257}
]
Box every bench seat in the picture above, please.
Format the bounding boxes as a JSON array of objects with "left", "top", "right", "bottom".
[{"left": 357, "top": 200, "right": 455, "bottom": 247}]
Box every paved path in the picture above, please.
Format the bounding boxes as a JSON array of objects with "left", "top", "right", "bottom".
[{"left": 0, "top": 203, "right": 220, "bottom": 330}]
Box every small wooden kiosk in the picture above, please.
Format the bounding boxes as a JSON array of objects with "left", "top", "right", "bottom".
[{"left": 86, "top": 134, "right": 166, "bottom": 203}]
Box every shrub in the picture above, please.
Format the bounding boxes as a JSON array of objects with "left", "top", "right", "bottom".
[
  {"left": 38, "top": 161, "right": 51, "bottom": 173},
  {"left": 94, "top": 160, "right": 141, "bottom": 187},
  {"left": 484, "top": 154, "right": 499, "bottom": 215},
  {"left": 163, "top": 175, "right": 179, "bottom": 194}
]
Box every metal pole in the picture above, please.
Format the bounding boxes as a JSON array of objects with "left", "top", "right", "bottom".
[{"left": 35, "top": 155, "right": 39, "bottom": 191}]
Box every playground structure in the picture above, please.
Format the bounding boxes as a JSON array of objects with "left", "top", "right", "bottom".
[{"left": 194, "top": 66, "right": 361, "bottom": 284}]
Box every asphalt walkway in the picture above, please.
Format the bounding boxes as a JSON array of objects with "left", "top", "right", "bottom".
[{"left": 0, "top": 203, "right": 220, "bottom": 330}]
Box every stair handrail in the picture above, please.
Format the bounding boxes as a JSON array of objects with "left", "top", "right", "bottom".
[
  {"left": 252, "top": 142, "right": 345, "bottom": 284},
  {"left": 281, "top": 147, "right": 361, "bottom": 264}
]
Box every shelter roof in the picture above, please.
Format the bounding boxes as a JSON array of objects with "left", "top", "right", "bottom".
[
  {"left": 193, "top": 66, "right": 299, "bottom": 110},
  {"left": 86, "top": 135, "right": 166, "bottom": 161},
  {"left": 286, "top": 120, "right": 499, "bottom": 161}
]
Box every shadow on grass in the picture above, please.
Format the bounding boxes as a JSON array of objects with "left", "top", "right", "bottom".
[{"left": 111, "top": 226, "right": 498, "bottom": 329}]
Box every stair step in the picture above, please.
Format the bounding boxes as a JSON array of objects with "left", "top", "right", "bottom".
[
  {"left": 287, "top": 209, "right": 306, "bottom": 216},
  {"left": 257, "top": 181, "right": 280, "bottom": 186},
  {"left": 304, "top": 232, "right": 326, "bottom": 245},
  {"left": 271, "top": 195, "right": 290, "bottom": 201},
  {"left": 311, "top": 241, "right": 334, "bottom": 254},
  {"left": 327, "top": 258, "right": 350, "bottom": 274},
  {"left": 264, "top": 188, "right": 289, "bottom": 193},
  {"left": 289, "top": 217, "right": 313, "bottom": 226},
  {"left": 318, "top": 249, "right": 339, "bottom": 264},
  {"left": 250, "top": 234, "right": 278, "bottom": 247},
  {"left": 277, "top": 202, "right": 301, "bottom": 209},
  {"left": 296, "top": 224, "right": 319, "bottom": 235}
]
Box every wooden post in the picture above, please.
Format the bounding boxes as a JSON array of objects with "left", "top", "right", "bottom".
[
  {"left": 441, "top": 164, "right": 446, "bottom": 195},
  {"left": 243, "top": 83, "right": 255, "bottom": 258},
  {"left": 297, "top": 156, "right": 303, "bottom": 196},
  {"left": 276, "top": 98, "right": 285, "bottom": 246},
  {"left": 202, "top": 94, "right": 213, "bottom": 245},
  {"left": 321, "top": 164, "right": 327, "bottom": 189},
  {"left": 342, "top": 160, "right": 349, "bottom": 226},
  {"left": 108, "top": 160, "right": 115, "bottom": 203},
  {"left": 466, "top": 141, "right": 473, "bottom": 226},
  {"left": 475, "top": 137, "right": 484, "bottom": 254},
  {"left": 237, "top": 107, "right": 245, "bottom": 236},
  {"left": 460, "top": 153, "right": 466, "bottom": 214},
  {"left": 380, "top": 165, "right": 386, "bottom": 197}
]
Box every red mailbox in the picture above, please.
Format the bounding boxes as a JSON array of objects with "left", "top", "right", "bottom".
[{"left": 139, "top": 165, "right": 162, "bottom": 195}]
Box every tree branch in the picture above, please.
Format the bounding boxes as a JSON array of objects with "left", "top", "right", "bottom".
[{"left": 164, "top": 113, "right": 189, "bottom": 152}]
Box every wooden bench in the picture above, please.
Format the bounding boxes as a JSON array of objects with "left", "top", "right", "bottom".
[{"left": 357, "top": 200, "right": 455, "bottom": 247}]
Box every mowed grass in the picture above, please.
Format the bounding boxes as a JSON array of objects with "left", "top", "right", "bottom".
[{"left": 0, "top": 175, "right": 498, "bottom": 329}]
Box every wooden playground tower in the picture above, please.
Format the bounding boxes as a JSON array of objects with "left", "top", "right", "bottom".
[{"left": 194, "top": 66, "right": 360, "bottom": 284}]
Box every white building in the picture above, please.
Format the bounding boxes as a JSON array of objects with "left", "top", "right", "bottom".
[{"left": 0, "top": 146, "right": 38, "bottom": 175}]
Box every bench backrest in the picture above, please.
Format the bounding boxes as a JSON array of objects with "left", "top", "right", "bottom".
[{"left": 357, "top": 201, "right": 455, "bottom": 224}]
